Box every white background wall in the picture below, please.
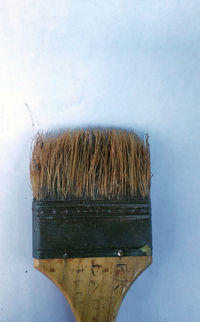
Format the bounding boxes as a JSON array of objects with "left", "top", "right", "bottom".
[{"left": 1, "top": 1, "right": 200, "bottom": 321}]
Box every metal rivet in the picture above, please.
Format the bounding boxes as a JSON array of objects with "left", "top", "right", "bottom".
[
  {"left": 63, "top": 252, "right": 69, "bottom": 259},
  {"left": 117, "top": 250, "right": 124, "bottom": 257}
]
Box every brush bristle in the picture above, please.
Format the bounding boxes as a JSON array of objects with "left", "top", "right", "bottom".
[{"left": 30, "top": 129, "right": 151, "bottom": 200}]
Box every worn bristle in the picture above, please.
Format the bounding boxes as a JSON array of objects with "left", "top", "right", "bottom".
[{"left": 30, "top": 129, "right": 151, "bottom": 200}]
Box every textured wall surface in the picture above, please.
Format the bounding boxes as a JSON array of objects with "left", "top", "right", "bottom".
[{"left": 0, "top": 1, "right": 200, "bottom": 321}]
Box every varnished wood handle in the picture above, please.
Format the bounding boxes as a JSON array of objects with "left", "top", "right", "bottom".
[{"left": 34, "top": 256, "right": 152, "bottom": 322}]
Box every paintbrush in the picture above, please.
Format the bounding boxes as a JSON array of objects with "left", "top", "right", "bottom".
[{"left": 30, "top": 128, "right": 152, "bottom": 322}]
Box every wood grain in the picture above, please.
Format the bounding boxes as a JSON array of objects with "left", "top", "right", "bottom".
[{"left": 34, "top": 256, "right": 152, "bottom": 322}]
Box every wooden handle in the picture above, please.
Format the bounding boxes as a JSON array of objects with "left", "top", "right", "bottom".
[{"left": 34, "top": 256, "right": 152, "bottom": 322}]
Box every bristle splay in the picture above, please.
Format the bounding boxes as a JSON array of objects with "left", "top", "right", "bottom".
[{"left": 30, "top": 129, "right": 151, "bottom": 201}]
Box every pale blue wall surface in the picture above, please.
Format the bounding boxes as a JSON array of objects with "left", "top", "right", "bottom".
[{"left": 0, "top": 1, "right": 200, "bottom": 321}]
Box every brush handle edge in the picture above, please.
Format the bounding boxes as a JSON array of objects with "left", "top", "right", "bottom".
[{"left": 34, "top": 256, "right": 152, "bottom": 322}]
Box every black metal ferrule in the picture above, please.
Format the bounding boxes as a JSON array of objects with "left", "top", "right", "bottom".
[{"left": 32, "top": 199, "right": 152, "bottom": 259}]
